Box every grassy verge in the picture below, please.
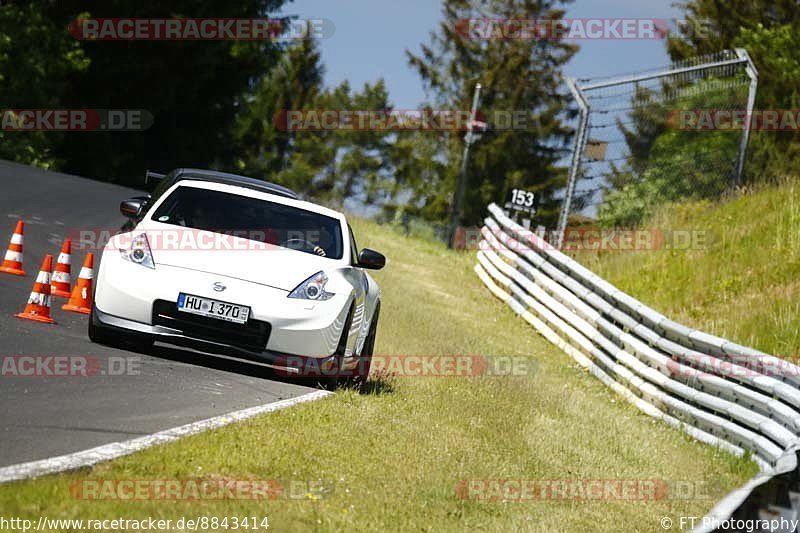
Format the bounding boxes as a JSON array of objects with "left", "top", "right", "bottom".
[
  {"left": 0, "top": 217, "right": 757, "bottom": 531},
  {"left": 576, "top": 180, "right": 800, "bottom": 357}
]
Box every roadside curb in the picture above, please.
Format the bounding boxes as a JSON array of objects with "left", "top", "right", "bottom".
[{"left": 0, "top": 389, "right": 332, "bottom": 484}]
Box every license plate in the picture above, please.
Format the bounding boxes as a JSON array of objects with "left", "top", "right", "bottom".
[{"left": 177, "top": 293, "right": 250, "bottom": 324}]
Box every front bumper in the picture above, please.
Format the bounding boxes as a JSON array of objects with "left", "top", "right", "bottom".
[
  {"left": 94, "top": 250, "right": 352, "bottom": 359},
  {"left": 91, "top": 305, "right": 339, "bottom": 374}
]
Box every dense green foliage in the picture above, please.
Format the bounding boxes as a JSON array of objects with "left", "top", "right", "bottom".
[
  {"left": 668, "top": 0, "right": 800, "bottom": 181},
  {"left": 12, "top": 0, "right": 288, "bottom": 185},
  {"left": 599, "top": 83, "right": 740, "bottom": 227},
  {"left": 0, "top": 3, "right": 88, "bottom": 168},
  {"left": 407, "top": 0, "right": 577, "bottom": 227},
  {"left": 598, "top": 0, "right": 800, "bottom": 227},
  {"left": 233, "top": 52, "right": 397, "bottom": 207}
]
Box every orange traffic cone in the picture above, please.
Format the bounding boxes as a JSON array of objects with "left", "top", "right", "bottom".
[
  {"left": 51, "top": 239, "right": 72, "bottom": 298},
  {"left": 15, "top": 255, "right": 55, "bottom": 324},
  {"left": 62, "top": 253, "right": 94, "bottom": 315},
  {"left": 0, "top": 220, "right": 25, "bottom": 276}
]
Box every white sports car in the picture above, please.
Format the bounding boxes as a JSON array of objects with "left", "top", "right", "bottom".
[{"left": 90, "top": 169, "right": 384, "bottom": 386}]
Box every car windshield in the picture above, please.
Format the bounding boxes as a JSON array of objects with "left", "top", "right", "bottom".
[{"left": 151, "top": 186, "right": 344, "bottom": 259}]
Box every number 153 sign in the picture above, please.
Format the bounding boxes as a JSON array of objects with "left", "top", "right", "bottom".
[{"left": 506, "top": 188, "right": 536, "bottom": 215}]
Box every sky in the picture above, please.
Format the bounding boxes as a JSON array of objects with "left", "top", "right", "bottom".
[{"left": 278, "top": 0, "right": 685, "bottom": 108}]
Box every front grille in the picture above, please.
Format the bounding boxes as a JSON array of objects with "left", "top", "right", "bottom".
[{"left": 152, "top": 300, "right": 270, "bottom": 352}]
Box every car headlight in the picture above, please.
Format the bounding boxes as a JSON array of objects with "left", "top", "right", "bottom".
[
  {"left": 288, "top": 271, "right": 334, "bottom": 301},
  {"left": 120, "top": 233, "right": 155, "bottom": 269}
]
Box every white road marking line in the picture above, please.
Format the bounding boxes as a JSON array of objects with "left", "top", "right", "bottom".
[{"left": 0, "top": 389, "right": 332, "bottom": 483}]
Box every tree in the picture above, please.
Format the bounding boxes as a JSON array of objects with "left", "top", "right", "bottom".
[
  {"left": 599, "top": 81, "right": 742, "bottom": 227},
  {"left": 37, "top": 0, "right": 288, "bottom": 185},
  {"left": 314, "top": 80, "right": 393, "bottom": 205},
  {"left": 406, "top": 0, "right": 577, "bottom": 227},
  {"left": 611, "top": 87, "right": 669, "bottom": 182},
  {"left": 666, "top": 0, "right": 800, "bottom": 65},
  {"left": 381, "top": 130, "right": 449, "bottom": 223},
  {"left": 0, "top": 2, "right": 88, "bottom": 167},
  {"left": 734, "top": 24, "right": 800, "bottom": 179},
  {"left": 668, "top": 0, "right": 800, "bottom": 181},
  {"left": 232, "top": 29, "right": 324, "bottom": 180},
  {"left": 232, "top": 34, "right": 396, "bottom": 206}
]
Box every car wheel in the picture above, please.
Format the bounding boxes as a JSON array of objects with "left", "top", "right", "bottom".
[
  {"left": 351, "top": 303, "right": 379, "bottom": 388},
  {"left": 321, "top": 303, "right": 355, "bottom": 391}
]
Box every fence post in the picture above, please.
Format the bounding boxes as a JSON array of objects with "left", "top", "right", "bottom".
[
  {"left": 448, "top": 83, "right": 482, "bottom": 248},
  {"left": 735, "top": 48, "right": 759, "bottom": 187},
  {"left": 556, "top": 78, "right": 589, "bottom": 250}
]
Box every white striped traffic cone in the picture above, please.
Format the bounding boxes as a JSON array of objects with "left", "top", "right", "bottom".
[
  {"left": 0, "top": 220, "right": 25, "bottom": 276},
  {"left": 51, "top": 239, "right": 72, "bottom": 298},
  {"left": 62, "top": 253, "right": 94, "bottom": 315},
  {"left": 15, "top": 255, "right": 55, "bottom": 324}
]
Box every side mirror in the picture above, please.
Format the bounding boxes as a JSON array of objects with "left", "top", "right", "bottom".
[
  {"left": 357, "top": 248, "right": 385, "bottom": 270},
  {"left": 120, "top": 196, "right": 150, "bottom": 219}
]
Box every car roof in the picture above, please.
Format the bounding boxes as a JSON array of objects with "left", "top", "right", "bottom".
[{"left": 170, "top": 168, "right": 299, "bottom": 200}]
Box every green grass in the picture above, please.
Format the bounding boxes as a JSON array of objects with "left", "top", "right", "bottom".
[
  {"left": 576, "top": 179, "right": 800, "bottom": 357},
  {"left": 0, "top": 217, "right": 757, "bottom": 532}
]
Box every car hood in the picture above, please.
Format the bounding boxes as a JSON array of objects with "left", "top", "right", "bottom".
[{"left": 135, "top": 227, "right": 337, "bottom": 291}]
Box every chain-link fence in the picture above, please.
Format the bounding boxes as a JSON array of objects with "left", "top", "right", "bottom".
[{"left": 556, "top": 49, "right": 758, "bottom": 243}]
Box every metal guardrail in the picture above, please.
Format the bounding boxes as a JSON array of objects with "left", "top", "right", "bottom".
[{"left": 475, "top": 203, "right": 800, "bottom": 530}]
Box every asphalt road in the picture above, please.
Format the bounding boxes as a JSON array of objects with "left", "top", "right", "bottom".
[{"left": 0, "top": 161, "right": 316, "bottom": 468}]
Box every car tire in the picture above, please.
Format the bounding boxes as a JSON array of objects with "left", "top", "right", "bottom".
[
  {"left": 321, "top": 303, "right": 355, "bottom": 391},
  {"left": 351, "top": 303, "right": 379, "bottom": 388}
]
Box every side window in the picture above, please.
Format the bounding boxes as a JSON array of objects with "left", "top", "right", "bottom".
[{"left": 348, "top": 224, "right": 359, "bottom": 265}]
